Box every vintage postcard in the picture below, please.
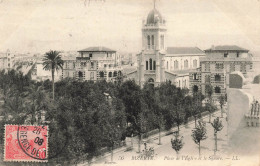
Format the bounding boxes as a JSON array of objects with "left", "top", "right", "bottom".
[{"left": 0, "top": 0, "right": 259, "bottom": 166}]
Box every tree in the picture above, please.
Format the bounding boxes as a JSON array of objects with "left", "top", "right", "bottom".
[
  {"left": 119, "top": 80, "right": 147, "bottom": 153},
  {"left": 143, "top": 83, "right": 165, "bottom": 145},
  {"left": 205, "top": 84, "right": 213, "bottom": 104},
  {"left": 205, "top": 102, "right": 217, "bottom": 123},
  {"left": 173, "top": 104, "right": 185, "bottom": 134},
  {"left": 171, "top": 132, "right": 184, "bottom": 158},
  {"left": 191, "top": 92, "right": 204, "bottom": 127},
  {"left": 43, "top": 50, "right": 63, "bottom": 100},
  {"left": 219, "top": 95, "right": 226, "bottom": 118},
  {"left": 191, "top": 121, "right": 207, "bottom": 156},
  {"left": 211, "top": 117, "right": 223, "bottom": 154}
]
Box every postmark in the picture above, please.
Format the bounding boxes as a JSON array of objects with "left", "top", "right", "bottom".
[{"left": 4, "top": 125, "right": 48, "bottom": 162}]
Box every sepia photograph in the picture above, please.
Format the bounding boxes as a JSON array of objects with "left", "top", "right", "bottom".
[{"left": 0, "top": 0, "right": 260, "bottom": 165}]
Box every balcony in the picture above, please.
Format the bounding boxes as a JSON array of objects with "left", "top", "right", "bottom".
[{"left": 76, "top": 57, "right": 90, "bottom": 61}]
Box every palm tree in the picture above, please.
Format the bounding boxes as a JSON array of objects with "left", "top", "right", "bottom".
[{"left": 43, "top": 50, "right": 63, "bottom": 100}]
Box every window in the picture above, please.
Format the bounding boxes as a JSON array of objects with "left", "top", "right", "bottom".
[
  {"left": 193, "top": 73, "right": 199, "bottom": 80},
  {"left": 160, "top": 35, "right": 164, "bottom": 49},
  {"left": 215, "top": 87, "right": 221, "bottom": 93},
  {"left": 104, "top": 64, "right": 107, "bottom": 68},
  {"left": 224, "top": 52, "right": 228, "bottom": 58},
  {"left": 153, "top": 61, "right": 156, "bottom": 70},
  {"left": 216, "top": 63, "right": 223, "bottom": 70},
  {"left": 215, "top": 74, "right": 221, "bottom": 81},
  {"left": 90, "top": 72, "right": 94, "bottom": 80},
  {"left": 109, "top": 72, "right": 112, "bottom": 77},
  {"left": 205, "top": 63, "right": 210, "bottom": 71},
  {"left": 89, "top": 54, "right": 92, "bottom": 58},
  {"left": 193, "top": 85, "right": 198, "bottom": 93},
  {"left": 113, "top": 71, "right": 117, "bottom": 77},
  {"left": 149, "top": 58, "right": 153, "bottom": 70},
  {"left": 147, "top": 35, "right": 150, "bottom": 48},
  {"left": 99, "top": 71, "right": 104, "bottom": 78},
  {"left": 146, "top": 61, "right": 148, "bottom": 70},
  {"left": 237, "top": 52, "right": 239, "bottom": 58},
  {"left": 230, "top": 63, "right": 235, "bottom": 71},
  {"left": 78, "top": 71, "right": 83, "bottom": 78},
  {"left": 184, "top": 60, "right": 188, "bottom": 69},
  {"left": 151, "top": 35, "right": 154, "bottom": 46},
  {"left": 174, "top": 60, "right": 179, "bottom": 70},
  {"left": 193, "top": 59, "right": 197, "bottom": 68},
  {"left": 118, "top": 71, "right": 122, "bottom": 76},
  {"left": 205, "top": 75, "right": 211, "bottom": 83}
]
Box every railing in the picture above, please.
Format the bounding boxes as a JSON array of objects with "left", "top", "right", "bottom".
[{"left": 76, "top": 57, "right": 90, "bottom": 61}]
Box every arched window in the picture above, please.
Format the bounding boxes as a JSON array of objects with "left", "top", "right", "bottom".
[
  {"left": 215, "top": 87, "right": 221, "bottom": 93},
  {"left": 153, "top": 61, "right": 156, "bottom": 70},
  {"left": 109, "top": 72, "right": 112, "bottom": 77},
  {"left": 160, "top": 35, "right": 164, "bottom": 49},
  {"left": 146, "top": 61, "right": 148, "bottom": 70},
  {"left": 78, "top": 71, "right": 83, "bottom": 78},
  {"left": 174, "top": 60, "right": 179, "bottom": 70},
  {"left": 147, "top": 35, "right": 150, "bottom": 48},
  {"left": 205, "top": 75, "right": 211, "bottom": 83},
  {"left": 193, "top": 85, "right": 199, "bottom": 93},
  {"left": 90, "top": 72, "right": 94, "bottom": 80},
  {"left": 215, "top": 74, "right": 221, "bottom": 81},
  {"left": 193, "top": 59, "right": 197, "bottom": 68},
  {"left": 149, "top": 58, "right": 153, "bottom": 70},
  {"left": 148, "top": 78, "right": 154, "bottom": 87},
  {"left": 184, "top": 60, "right": 188, "bottom": 69},
  {"left": 113, "top": 71, "right": 117, "bottom": 77},
  {"left": 99, "top": 71, "right": 104, "bottom": 78},
  {"left": 151, "top": 35, "right": 154, "bottom": 46}
]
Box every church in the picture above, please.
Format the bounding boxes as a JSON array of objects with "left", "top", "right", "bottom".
[{"left": 126, "top": 5, "right": 205, "bottom": 88}]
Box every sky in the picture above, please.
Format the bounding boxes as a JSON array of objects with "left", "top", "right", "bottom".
[{"left": 0, "top": 0, "right": 260, "bottom": 55}]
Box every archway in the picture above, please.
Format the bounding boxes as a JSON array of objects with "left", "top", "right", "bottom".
[{"left": 193, "top": 85, "right": 198, "bottom": 93}]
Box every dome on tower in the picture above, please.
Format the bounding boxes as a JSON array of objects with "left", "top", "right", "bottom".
[{"left": 146, "top": 8, "right": 164, "bottom": 25}]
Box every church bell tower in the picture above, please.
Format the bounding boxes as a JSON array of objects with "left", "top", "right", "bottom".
[{"left": 137, "top": 2, "right": 167, "bottom": 87}]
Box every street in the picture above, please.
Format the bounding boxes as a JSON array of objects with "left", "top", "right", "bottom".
[{"left": 81, "top": 109, "right": 239, "bottom": 166}]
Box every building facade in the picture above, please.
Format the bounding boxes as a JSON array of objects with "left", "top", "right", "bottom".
[
  {"left": 126, "top": 7, "right": 205, "bottom": 88},
  {"left": 189, "top": 45, "right": 253, "bottom": 100},
  {"left": 62, "top": 47, "right": 122, "bottom": 82}
]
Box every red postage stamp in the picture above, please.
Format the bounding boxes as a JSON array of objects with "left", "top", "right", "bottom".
[{"left": 4, "top": 125, "right": 48, "bottom": 162}]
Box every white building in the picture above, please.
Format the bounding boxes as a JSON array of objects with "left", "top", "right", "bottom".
[
  {"left": 62, "top": 47, "right": 122, "bottom": 82},
  {"left": 126, "top": 6, "right": 205, "bottom": 88}
]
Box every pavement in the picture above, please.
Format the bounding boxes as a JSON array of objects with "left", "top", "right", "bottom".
[{"left": 79, "top": 107, "right": 235, "bottom": 166}]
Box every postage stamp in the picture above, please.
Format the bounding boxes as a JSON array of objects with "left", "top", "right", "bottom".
[{"left": 4, "top": 125, "right": 48, "bottom": 162}]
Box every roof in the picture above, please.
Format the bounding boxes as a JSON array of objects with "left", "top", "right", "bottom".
[
  {"left": 78, "top": 47, "right": 116, "bottom": 53},
  {"left": 205, "top": 45, "right": 249, "bottom": 52},
  {"left": 166, "top": 47, "right": 205, "bottom": 56},
  {"left": 146, "top": 8, "right": 164, "bottom": 24}
]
